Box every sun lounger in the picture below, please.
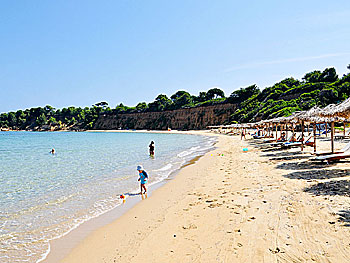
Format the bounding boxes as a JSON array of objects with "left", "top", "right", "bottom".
[
  {"left": 335, "top": 130, "right": 350, "bottom": 140},
  {"left": 253, "top": 134, "right": 273, "bottom": 139},
  {"left": 314, "top": 141, "right": 350, "bottom": 156},
  {"left": 281, "top": 141, "right": 302, "bottom": 148},
  {"left": 313, "top": 152, "right": 350, "bottom": 163},
  {"left": 264, "top": 133, "right": 298, "bottom": 146},
  {"left": 280, "top": 135, "right": 312, "bottom": 149},
  {"left": 335, "top": 135, "right": 350, "bottom": 140},
  {"left": 263, "top": 138, "right": 277, "bottom": 143},
  {"left": 263, "top": 134, "right": 293, "bottom": 147}
]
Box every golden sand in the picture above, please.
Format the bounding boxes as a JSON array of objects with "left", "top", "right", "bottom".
[{"left": 45, "top": 131, "right": 350, "bottom": 263}]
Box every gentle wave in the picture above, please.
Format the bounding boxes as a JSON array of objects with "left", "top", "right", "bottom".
[
  {"left": 0, "top": 132, "right": 217, "bottom": 262},
  {"left": 154, "top": 163, "right": 173, "bottom": 172}
]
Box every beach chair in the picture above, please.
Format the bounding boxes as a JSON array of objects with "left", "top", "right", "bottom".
[
  {"left": 267, "top": 134, "right": 294, "bottom": 146},
  {"left": 280, "top": 134, "right": 312, "bottom": 149},
  {"left": 262, "top": 134, "right": 289, "bottom": 144},
  {"left": 263, "top": 138, "right": 276, "bottom": 143},
  {"left": 313, "top": 152, "right": 350, "bottom": 163},
  {"left": 335, "top": 130, "right": 350, "bottom": 140},
  {"left": 315, "top": 123, "right": 331, "bottom": 136},
  {"left": 253, "top": 134, "right": 272, "bottom": 139},
  {"left": 314, "top": 141, "right": 350, "bottom": 156}
]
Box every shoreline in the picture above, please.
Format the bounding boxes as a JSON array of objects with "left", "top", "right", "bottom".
[
  {"left": 54, "top": 132, "right": 350, "bottom": 263},
  {"left": 42, "top": 130, "right": 216, "bottom": 262}
]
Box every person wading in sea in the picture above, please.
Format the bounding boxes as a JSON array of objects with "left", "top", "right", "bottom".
[{"left": 149, "top": 141, "right": 155, "bottom": 156}]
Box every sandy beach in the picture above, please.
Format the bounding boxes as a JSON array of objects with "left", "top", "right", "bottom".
[{"left": 46, "top": 131, "right": 350, "bottom": 263}]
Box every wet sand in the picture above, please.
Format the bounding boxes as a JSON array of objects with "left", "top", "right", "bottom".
[{"left": 47, "top": 132, "right": 350, "bottom": 262}]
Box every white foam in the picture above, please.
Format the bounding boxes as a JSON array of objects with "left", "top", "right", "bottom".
[
  {"left": 154, "top": 163, "right": 173, "bottom": 172},
  {"left": 5, "top": 133, "right": 218, "bottom": 263}
]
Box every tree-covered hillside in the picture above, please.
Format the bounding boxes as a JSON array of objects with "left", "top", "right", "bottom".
[
  {"left": 228, "top": 65, "right": 350, "bottom": 122},
  {"left": 0, "top": 88, "right": 226, "bottom": 130},
  {"left": 1, "top": 65, "right": 349, "bottom": 130}
]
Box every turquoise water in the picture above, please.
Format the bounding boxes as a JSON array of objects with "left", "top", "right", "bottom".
[{"left": 0, "top": 131, "right": 216, "bottom": 262}]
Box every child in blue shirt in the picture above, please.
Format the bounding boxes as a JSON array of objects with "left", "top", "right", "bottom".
[{"left": 137, "top": 165, "right": 148, "bottom": 194}]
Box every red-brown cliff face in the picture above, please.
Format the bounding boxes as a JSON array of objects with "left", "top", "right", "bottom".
[{"left": 93, "top": 103, "right": 236, "bottom": 130}]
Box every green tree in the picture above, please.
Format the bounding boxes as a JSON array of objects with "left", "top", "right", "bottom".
[
  {"left": 8, "top": 112, "right": 17, "bottom": 127},
  {"left": 302, "top": 70, "right": 322, "bottom": 83},
  {"left": 148, "top": 94, "right": 172, "bottom": 111},
  {"left": 136, "top": 102, "right": 148, "bottom": 111},
  {"left": 44, "top": 105, "right": 55, "bottom": 116},
  {"left": 206, "top": 88, "right": 225, "bottom": 99},
  {"left": 170, "top": 91, "right": 193, "bottom": 109},
  {"left": 48, "top": 117, "right": 57, "bottom": 125},
  {"left": 69, "top": 117, "right": 76, "bottom": 125},
  {"left": 195, "top": 91, "right": 207, "bottom": 103},
  {"left": 228, "top": 84, "right": 260, "bottom": 104},
  {"left": 36, "top": 113, "right": 47, "bottom": 126},
  {"left": 319, "top": 67, "right": 338, "bottom": 82},
  {"left": 279, "top": 77, "right": 300, "bottom": 88},
  {"left": 175, "top": 92, "right": 193, "bottom": 108},
  {"left": 170, "top": 91, "right": 189, "bottom": 101},
  {"left": 94, "top": 101, "right": 108, "bottom": 108}
]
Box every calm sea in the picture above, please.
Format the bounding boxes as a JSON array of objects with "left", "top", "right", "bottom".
[{"left": 0, "top": 131, "right": 216, "bottom": 262}]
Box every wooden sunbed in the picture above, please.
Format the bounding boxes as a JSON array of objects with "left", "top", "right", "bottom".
[
  {"left": 313, "top": 152, "right": 350, "bottom": 163},
  {"left": 253, "top": 134, "right": 274, "bottom": 139},
  {"left": 280, "top": 135, "right": 312, "bottom": 149},
  {"left": 314, "top": 142, "right": 350, "bottom": 156},
  {"left": 263, "top": 134, "right": 296, "bottom": 146},
  {"left": 335, "top": 134, "right": 350, "bottom": 140}
]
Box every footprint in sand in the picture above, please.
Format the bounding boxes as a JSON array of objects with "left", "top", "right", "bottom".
[{"left": 182, "top": 224, "right": 197, "bottom": 230}]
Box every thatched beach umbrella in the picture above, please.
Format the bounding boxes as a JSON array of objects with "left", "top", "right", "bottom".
[{"left": 296, "top": 107, "right": 322, "bottom": 152}]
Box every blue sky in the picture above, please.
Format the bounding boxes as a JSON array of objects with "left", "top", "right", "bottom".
[{"left": 1, "top": 0, "right": 350, "bottom": 113}]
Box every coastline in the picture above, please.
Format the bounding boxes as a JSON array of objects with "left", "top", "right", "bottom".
[
  {"left": 50, "top": 131, "right": 350, "bottom": 263},
  {"left": 42, "top": 130, "right": 216, "bottom": 262}
]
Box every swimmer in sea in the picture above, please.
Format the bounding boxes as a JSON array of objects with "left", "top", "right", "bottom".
[
  {"left": 50, "top": 148, "right": 55, "bottom": 155},
  {"left": 149, "top": 141, "right": 155, "bottom": 156}
]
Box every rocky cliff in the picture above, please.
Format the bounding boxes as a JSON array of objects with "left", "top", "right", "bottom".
[{"left": 93, "top": 103, "right": 236, "bottom": 130}]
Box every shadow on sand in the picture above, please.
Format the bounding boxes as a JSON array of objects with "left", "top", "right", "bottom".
[
  {"left": 338, "top": 210, "right": 350, "bottom": 227},
  {"left": 260, "top": 147, "right": 286, "bottom": 152},
  {"left": 283, "top": 169, "right": 350, "bottom": 180},
  {"left": 269, "top": 155, "right": 310, "bottom": 162},
  {"left": 303, "top": 180, "right": 350, "bottom": 198},
  {"left": 261, "top": 151, "right": 303, "bottom": 158},
  {"left": 276, "top": 161, "right": 334, "bottom": 170}
]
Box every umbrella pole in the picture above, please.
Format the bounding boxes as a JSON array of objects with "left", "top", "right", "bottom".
[
  {"left": 344, "top": 122, "right": 346, "bottom": 136},
  {"left": 325, "top": 122, "right": 327, "bottom": 137},
  {"left": 313, "top": 122, "right": 317, "bottom": 153},
  {"left": 301, "top": 121, "right": 304, "bottom": 151},
  {"left": 331, "top": 122, "right": 334, "bottom": 153},
  {"left": 285, "top": 123, "right": 288, "bottom": 139},
  {"left": 280, "top": 124, "right": 282, "bottom": 140},
  {"left": 275, "top": 124, "right": 278, "bottom": 142}
]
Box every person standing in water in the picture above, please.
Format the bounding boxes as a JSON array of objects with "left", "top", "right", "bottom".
[
  {"left": 137, "top": 165, "right": 148, "bottom": 196},
  {"left": 50, "top": 148, "right": 55, "bottom": 155},
  {"left": 149, "top": 141, "right": 155, "bottom": 156}
]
